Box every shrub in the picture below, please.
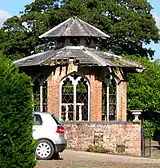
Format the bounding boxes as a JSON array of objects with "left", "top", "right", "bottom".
[
  {"left": 0, "top": 54, "right": 36, "bottom": 168},
  {"left": 86, "top": 145, "right": 111, "bottom": 153},
  {"left": 142, "top": 120, "right": 155, "bottom": 138}
]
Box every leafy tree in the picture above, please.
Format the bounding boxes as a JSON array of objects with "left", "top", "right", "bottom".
[
  {"left": 0, "top": 17, "right": 33, "bottom": 60},
  {"left": 59, "top": 0, "right": 160, "bottom": 57},
  {"left": 0, "top": 53, "right": 36, "bottom": 168},
  {"left": 126, "top": 56, "right": 160, "bottom": 136},
  {"left": 0, "top": 0, "right": 159, "bottom": 60},
  {"left": 0, "top": 0, "right": 61, "bottom": 60},
  {"left": 126, "top": 55, "right": 160, "bottom": 113}
]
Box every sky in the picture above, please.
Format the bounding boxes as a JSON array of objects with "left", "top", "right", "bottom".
[{"left": 0, "top": 0, "right": 160, "bottom": 59}]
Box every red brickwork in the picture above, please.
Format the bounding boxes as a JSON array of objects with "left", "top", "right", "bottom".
[
  {"left": 47, "top": 66, "right": 66, "bottom": 117},
  {"left": 119, "top": 81, "right": 127, "bottom": 121},
  {"left": 87, "top": 75, "right": 102, "bottom": 121},
  {"left": 47, "top": 66, "right": 127, "bottom": 121},
  {"left": 64, "top": 122, "right": 142, "bottom": 156}
]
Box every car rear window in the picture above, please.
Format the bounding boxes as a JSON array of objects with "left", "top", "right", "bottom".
[
  {"left": 51, "top": 114, "right": 62, "bottom": 125},
  {"left": 33, "top": 114, "right": 43, "bottom": 125}
]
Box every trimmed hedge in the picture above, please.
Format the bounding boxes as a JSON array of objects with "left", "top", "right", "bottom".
[{"left": 0, "top": 54, "right": 36, "bottom": 168}]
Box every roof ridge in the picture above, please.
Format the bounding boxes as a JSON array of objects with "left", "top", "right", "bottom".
[
  {"left": 78, "top": 18, "right": 110, "bottom": 38},
  {"left": 76, "top": 18, "right": 92, "bottom": 36},
  {"left": 39, "top": 17, "right": 110, "bottom": 38},
  {"left": 39, "top": 18, "right": 71, "bottom": 38},
  {"left": 84, "top": 49, "right": 107, "bottom": 66},
  {"left": 38, "top": 50, "right": 56, "bottom": 65}
]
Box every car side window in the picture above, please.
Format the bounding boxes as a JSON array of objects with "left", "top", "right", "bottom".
[{"left": 33, "top": 114, "right": 42, "bottom": 125}]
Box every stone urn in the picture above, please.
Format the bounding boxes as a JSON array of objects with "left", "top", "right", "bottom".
[{"left": 131, "top": 110, "right": 142, "bottom": 123}]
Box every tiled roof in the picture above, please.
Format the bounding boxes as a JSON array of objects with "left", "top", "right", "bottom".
[
  {"left": 39, "top": 17, "right": 110, "bottom": 38},
  {"left": 14, "top": 46, "right": 145, "bottom": 72}
]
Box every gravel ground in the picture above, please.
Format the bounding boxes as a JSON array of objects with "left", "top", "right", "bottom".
[
  {"left": 151, "top": 141, "right": 160, "bottom": 158},
  {"left": 37, "top": 149, "right": 160, "bottom": 168}
]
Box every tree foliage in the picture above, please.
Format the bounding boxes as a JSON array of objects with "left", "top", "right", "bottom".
[
  {"left": 0, "top": 0, "right": 159, "bottom": 60},
  {"left": 126, "top": 57, "right": 160, "bottom": 133},
  {"left": 0, "top": 53, "right": 36, "bottom": 168},
  {"left": 126, "top": 56, "right": 160, "bottom": 113}
]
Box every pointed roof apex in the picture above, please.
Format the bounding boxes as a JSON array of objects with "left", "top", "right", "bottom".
[{"left": 39, "top": 17, "right": 110, "bottom": 38}]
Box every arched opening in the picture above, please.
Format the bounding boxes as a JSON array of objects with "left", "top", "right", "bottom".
[{"left": 60, "top": 74, "right": 90, "bottom": 121}]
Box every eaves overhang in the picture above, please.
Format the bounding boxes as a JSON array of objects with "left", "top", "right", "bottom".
[{"left": 14, "top": 46, "right": 145, "bottom": 73}]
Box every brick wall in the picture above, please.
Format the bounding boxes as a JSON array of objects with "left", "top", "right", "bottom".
[
  {"left": 64, "top": 122, "right": 142, "bottom": 156},
  {"left": 47, "top": 66, "right": 103, "bottom": 121},
  {"left": 119, "top": 81, "right": 127, "bottom": 121},
  {"left": 47, "top": 67, "right": 66, "bottom": 118},
  {"left": 47, "top": 65, "right": 128, "bottom": 122},
  {"left": 87, "top": 75, "right": 102, "bottom": 121}
]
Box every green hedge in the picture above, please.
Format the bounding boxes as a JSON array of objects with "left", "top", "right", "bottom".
[{"left": 0, "top": 54, "right": 36, "bottom": 168}]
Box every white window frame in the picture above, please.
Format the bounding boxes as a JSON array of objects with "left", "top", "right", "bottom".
[
  {"left": 59, "top": 74, "right": 90, "bottom": 121},
  {"left": 103, "top": 76, "right": 118, "bottom": 121}
]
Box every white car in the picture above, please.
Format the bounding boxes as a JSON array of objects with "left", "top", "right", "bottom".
[{"left": 33, "top": 111, "right": 67, "bottom": 160}]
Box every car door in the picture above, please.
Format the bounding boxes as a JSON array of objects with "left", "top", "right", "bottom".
[{"left": 32, "top": 114, "right": 43, "bottom": 140}]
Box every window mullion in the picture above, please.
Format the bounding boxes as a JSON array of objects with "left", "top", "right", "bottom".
[
  {"left": 73, "top": 80, "right": 77, "bottom": 121},
  {"left": 40, "top": 80, "right": 44, "bottom": 112},
  {"left": 107, "top": 79, "right": 110, "bottom": 121}
]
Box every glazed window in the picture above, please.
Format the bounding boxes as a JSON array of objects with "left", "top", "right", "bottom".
[
  {"left": 33, "top": 114, "right": 43, "bottom": 125},
  {"left": 60, "top": 74, "right": 90, "bottom": 121},
  {"left": 102, "top": 76, "right": 117, "bottom": 121}
]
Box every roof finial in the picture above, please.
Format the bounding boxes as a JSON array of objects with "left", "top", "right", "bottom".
[{"left": 73, "top": 16, "right": 78, "bottom": 19}]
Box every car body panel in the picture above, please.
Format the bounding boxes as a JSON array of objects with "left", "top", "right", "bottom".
[{"left": 32, "top": 111, "right": 67, "bottom": 153}]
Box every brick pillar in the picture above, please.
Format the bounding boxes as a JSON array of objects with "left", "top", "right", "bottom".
[
  {"left": 88, "top": 75, "right": 102, "bottom": 121},
  {"left": 47, "top": 66, "right": 67, "bottom": 119},
  {"left": 47, "top": 75, "right": 60, "bottom": 118},
  {"left": 113, "top": 68, "right": 127, "bottom": 121},
  {"left": 119, "top": 81, "right": 127, "bottom": 121},
  {"left": 47, "top": 66, "right": 78, "bottom": 120}
]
